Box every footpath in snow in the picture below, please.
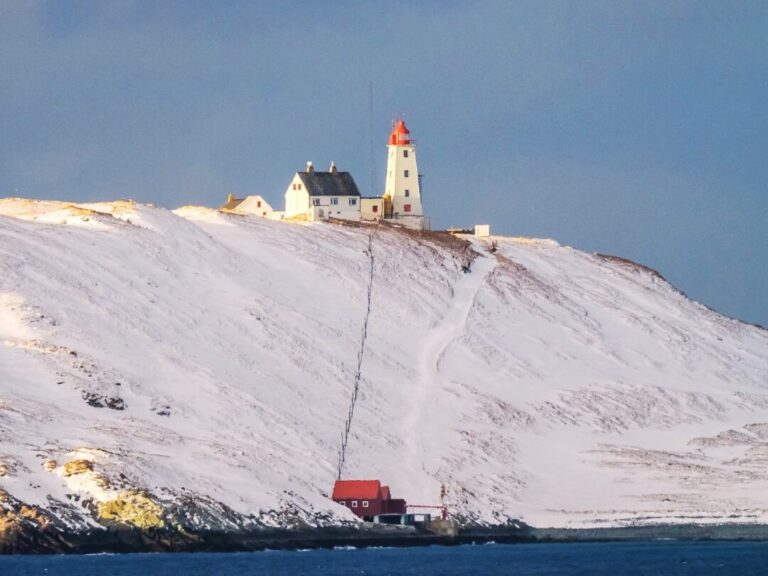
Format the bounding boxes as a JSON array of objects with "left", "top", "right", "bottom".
[{"left": 403, "top": 239, "right": 498, "bottom": 504}]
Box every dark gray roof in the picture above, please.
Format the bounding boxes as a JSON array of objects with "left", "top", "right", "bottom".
[{"left": 298, "top": 171, "right": 361, "bottom": 197}]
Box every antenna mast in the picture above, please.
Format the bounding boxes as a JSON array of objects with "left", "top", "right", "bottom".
[{"left": 368, "top": 81, "right": 376, "bottom": 196}]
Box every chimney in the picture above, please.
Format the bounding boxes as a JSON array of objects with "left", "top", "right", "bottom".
[
  {"left": 226, "top": 193, "right": 234, "bottom": 203},
  {"left": 306, "top": 161, "right": 314, "bottom": 173},
  {"left": 329, "top": 161, "right": 337, "bottom": 174}
]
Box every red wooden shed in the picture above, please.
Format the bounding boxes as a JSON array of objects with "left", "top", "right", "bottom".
[{"left": 332, "top": 479, "right": 406, "bottom": 519}]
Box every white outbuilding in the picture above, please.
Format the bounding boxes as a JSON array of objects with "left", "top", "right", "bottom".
[
  {"left": 474, "top": 224, "right": 490, "bottom": 237},
  {"left": 221, "top": 194, "right": 273, "bottom": 218}
]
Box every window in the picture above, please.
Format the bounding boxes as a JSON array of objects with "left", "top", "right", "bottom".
[
  {"left": 404, "top": 204, "right": 412, "bottom": 213},
  {"left": 262, "top": 212, "right": 267, "bottom": 217},
  {"left": 351, "top": 501, "right": 358, "bottom": 508},
  {"left": 331, "top": 197, "right": 339, "bottom": 206},
  {"left": 339, "top": 500, "right": 346, "bottom": 506},
  {"left": 403, "top": 150, "right": 409, "bottom": 158},
  {"left": 312, "top": 198, "right": 320, "bottom": 206},
  {"left": 372, "top": 205, "right": 379, "bottom": 213},
  {"left": 362, "top": 501, "right": 369, "bottom": 508},
  {"left": 257, "top": 200, "right": 262, "bottom": 207},
  {"left": 404, "top": 170, "right": 409, "bottom": 177},
  {"left": 298, "top": 183, "right": 302, "bottom": 190},
  {"left": 404, "top": 189, "right": 410, "bottom": 197},
  {"left": 349, "top": 198, "right": 357, "bottom": 206}
]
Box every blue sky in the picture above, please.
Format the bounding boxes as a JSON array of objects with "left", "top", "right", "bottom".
[{"left": 2, "top": 1, "right": 766, "bottom": 327}]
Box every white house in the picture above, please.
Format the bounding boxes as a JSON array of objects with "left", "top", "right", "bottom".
[
  {"left": 221, "top": 194, "right": 274, "bottom": 218},
  {"left": 284, "top": 162, "right": 362, "bottom": 222},
  {"left": 383, "top": 120, "right": 426, "bottom": 230}
]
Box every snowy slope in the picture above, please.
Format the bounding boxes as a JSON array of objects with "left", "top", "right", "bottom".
[{"left": 1, "top": 198, "right": 767, "bottom": 532}]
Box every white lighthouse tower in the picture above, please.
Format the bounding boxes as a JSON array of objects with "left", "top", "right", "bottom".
[{"left": 383, "top": 119, "right": 425, "bottom": 230}]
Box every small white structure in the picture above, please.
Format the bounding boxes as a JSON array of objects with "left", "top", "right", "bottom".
[
  {"left": 221, "top": 194, "right": 273, "bottom": 218},
  {"left": 361, "top": 197, "right": 384, "bottom": 221},
  {"left": 284, "top": 162, "right": 362, "bottom": 222},
  {"left": 383, "top": 120, "right": 425, "bottom": 230},
  {"left": 474, "top": 224, "right": 490, "bottom": 238}
]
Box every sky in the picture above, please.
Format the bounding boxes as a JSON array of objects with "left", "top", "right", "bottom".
[{"left": 2, "top": 0, "right": 766, "bottom": 327}]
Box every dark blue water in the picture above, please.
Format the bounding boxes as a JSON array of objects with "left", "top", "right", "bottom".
[{"left": 2, "top": 541, "right": 768, "bottom": 575}]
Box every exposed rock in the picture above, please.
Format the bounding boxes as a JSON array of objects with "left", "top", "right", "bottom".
[
  {"left": 98, "top": 492, "right": 165, "bottom": 529},
  {"left": 153, "top": 405, "right": 171, "bottom": 417},
  {"left": 744, "top": 423, "right": 768, "bottom": 440},
  {"left": 81, "top": 391, "right": 125, "bottom": 410},
  {"left": 0, "top": 498, "right": 53, "bottom": 547},
  {"left": 19, "top": 505, "right": 50, "bottom": 528},
  {"left": 0, "top": 513, "right": 18, "bottom": 539},
  {"left": 689, "top": 429, "right": 757, "bottom": 448},
  {"left": 64, "top": 459, "right": 93, "bottom": 477},
  {"left": 104, "top": 397, "right": 125, "bottom": 410}
]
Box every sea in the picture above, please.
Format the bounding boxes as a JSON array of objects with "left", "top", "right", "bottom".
[{"left": 2, "top": 541, "right": 768, "bottom": 575}]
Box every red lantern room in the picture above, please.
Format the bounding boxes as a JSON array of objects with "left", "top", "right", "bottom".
[{"left": 389, "top": 120, "right": 411, "bottom": 146}]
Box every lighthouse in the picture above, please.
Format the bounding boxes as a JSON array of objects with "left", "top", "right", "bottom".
[{"left": 383, "top": 119, "right": 425, "bottom": 230}]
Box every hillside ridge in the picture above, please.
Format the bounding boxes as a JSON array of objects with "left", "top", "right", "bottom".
[{"left": 1, "top": 198, "right": 767, "bottom": 546}]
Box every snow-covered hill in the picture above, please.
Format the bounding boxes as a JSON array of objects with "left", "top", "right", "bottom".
[{"left": 1, "top": 198, "right": 767, "bottom": 536}]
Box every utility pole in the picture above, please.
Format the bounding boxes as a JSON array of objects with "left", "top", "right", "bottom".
[{"left": 368, "top": 81, "right": 377, "bottom": 196}]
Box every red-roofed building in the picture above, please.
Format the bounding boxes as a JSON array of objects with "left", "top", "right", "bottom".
[{"left": 332, "top": 479, "right": 406, "bottom": 519}]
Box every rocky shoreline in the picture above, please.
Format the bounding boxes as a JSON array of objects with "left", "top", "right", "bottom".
[{"left": 7, "top": 521, "right": 768, "bottom": 554}]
